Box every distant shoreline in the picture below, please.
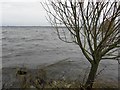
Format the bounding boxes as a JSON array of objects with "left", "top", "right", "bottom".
[{"left": 0, "top": 26, "right": 67, "bottom": 28}]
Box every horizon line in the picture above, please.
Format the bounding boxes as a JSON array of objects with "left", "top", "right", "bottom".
[{"left": 0, "top": 25, "right": 65, "bottom": 26}]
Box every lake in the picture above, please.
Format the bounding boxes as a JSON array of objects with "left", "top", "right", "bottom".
[{"left": 1, "top": 26, "right": 118, "bottom": 88}]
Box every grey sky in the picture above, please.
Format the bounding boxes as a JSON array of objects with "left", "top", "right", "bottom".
[
  {"left": 0, "top": 0, "right": 116, "bottom": 26},
  {"left": 1, "top": 0, "right": 49, "bottom": 26}
]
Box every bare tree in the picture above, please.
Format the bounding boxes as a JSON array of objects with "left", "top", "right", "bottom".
[{"left": 42, "top": 0, "right": 120, "bottom": 88}]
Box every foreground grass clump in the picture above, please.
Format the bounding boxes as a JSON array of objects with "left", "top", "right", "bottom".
[
  {"left": 31, "top": 79, "right": 83, "bottom": 88},
  {"left": 15, "top": 68, "right": 118, "bottom": 89},
  {"left": 16, "top": 68, "right": 85, "bottom": 89}
]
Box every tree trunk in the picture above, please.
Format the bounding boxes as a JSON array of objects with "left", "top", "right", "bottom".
[{"left": 85, "top": 63, "right": 99, "bottom": 88}]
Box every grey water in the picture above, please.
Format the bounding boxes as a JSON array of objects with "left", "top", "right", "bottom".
[
  {"left": 2, "top": 26, "right": 118, "bottom": 87},
  {"left": 2, "top": 26, "right": 83, "bottom": 68}
]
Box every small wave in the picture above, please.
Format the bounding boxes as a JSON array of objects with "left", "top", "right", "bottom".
[
  {"left": 25, "top": 38, "right": 44, "bottom": 42},
  {"left": 15, "top": 54, "right": 22, "bottom": 57},
  {"left": 2, "top": 53, "right": 13, "bottom": 58},
  {"left": 2, "top": 31, "right": 7, "bottom": 34},
  {"left": 21, "top": 37, "right": 26, "bottom": 40},
  {"left": 2, "top": 55, "right": 10, "bottom": 58},
  {"left": 2, "top": 37, "right": 7, "bottom": 40}
]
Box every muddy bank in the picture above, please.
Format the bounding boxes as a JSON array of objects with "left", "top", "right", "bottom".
[{"left": 2, "top": 58, "right": 118, "bottom": 88}]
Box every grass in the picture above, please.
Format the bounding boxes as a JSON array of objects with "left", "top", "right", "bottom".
[
  {"left": 14, "top": 68, "right": 118, "bottom": 89},
  {"left": 2, "top": 59, "right": 118, "bottom": 89}
]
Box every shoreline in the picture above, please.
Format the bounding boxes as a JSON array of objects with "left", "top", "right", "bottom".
[{"left": 2, "top": 59, "right": 118, "bottom": 88}]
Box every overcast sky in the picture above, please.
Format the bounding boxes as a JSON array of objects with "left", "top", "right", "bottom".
[
  {"left": 0, "top": 0, "right": 116, "bottom": 26},
  {"left": 0, "top": 0, "right": 50, "bottom": 26},
  {"left": 0, "top": 0, "right": 89, "bottom": 26}
]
